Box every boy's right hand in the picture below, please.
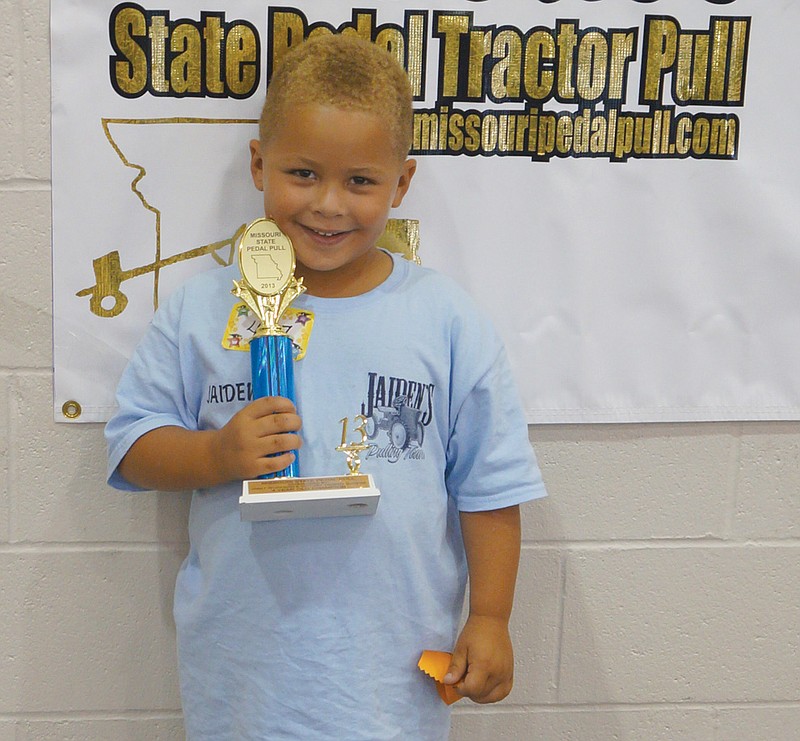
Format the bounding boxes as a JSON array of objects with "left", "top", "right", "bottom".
[{"left": 212, "top": 396, "right": 302, "bottom": 482}]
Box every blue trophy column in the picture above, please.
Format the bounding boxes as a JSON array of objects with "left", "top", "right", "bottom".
[{"left": 250, "top": 334, "right": 299, "bottom": 478}]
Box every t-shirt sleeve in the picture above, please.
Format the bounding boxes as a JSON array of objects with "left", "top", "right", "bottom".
[
  {"left": 444, "top": 310, "right": 546, "bottom": 512},
  {"left": 105, "top": 286, "right": 197, "bottom": 491}
]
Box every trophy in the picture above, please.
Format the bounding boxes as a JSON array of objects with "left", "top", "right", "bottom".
[{"left": 232, "top": 218, "right": 380, "bottom": 521}]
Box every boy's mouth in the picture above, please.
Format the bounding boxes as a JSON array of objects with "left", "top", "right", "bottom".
[{"left": 301, "top": 224, "right": 353, "bottom": 243}]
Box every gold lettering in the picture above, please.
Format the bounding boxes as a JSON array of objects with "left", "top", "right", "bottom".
[
  {"left": 675, "top": 116, "right": 692, "bottom": 155},
  {"left": 692, "top": 117, "right": 710, "bottom": 155},
  {"left": 376, "top": 26, "right": 405, "bottom": 67},
  {"left": 555, "top": 22, "right": 578, "bottom": 101},
  {"left": 633, "top": 116, "right": 653, "bottom": 155},
  {"left": 413, "top": 112, "right": 439, "bottom": 151},
  {"left": 112, "top": 7, "right": 148, "bottom": 96},
  {"left": 573, "top": 109, "right": 592, "bottom": 154},
  {"left": 435, "top": 14, "right": 471, "bottom": 98},
  {"left": 514, "top": 113, "right": 530, "bottom": 151},
  {"left": 491, "top": 29, "right": 522, "bottom": 99},
  {"left": 675, "top": 33, "right": 709, "bottom": 103},
  {"left": 307, "top": 26, "right": 334, "bottom": 41},
  {"left": 226, "top": 25, "right": 258, "bottom": 96},
  {"left": 576, "top": 31, "right": 608, "bottom": 102},
  {"left": 708, "top": 19, "right": 729, "bottom": 102},
  {"left": 468, "top": 29, "right": 492, "bottom": 98},
  {"left": 709, "top": 116, "right": 737, "bottom": 157},
  {"left": 727, "top": 20, "right": 748, "bottom": 103},
  {"left": 204, "top": 16, "right": 224, "bottom": 95},
  {"left": 270, "top": 10, "right": 307, "bottom": 73},
  {"left": 406, "top": 13, "right": 425, "bottom": 98},
  {"left": 464, "top": 113, "right": 480, "bottom": 152},
  {"left": 608, "top": 31, "right": 635, "bottom": 101},
  {"left": 556, "top": 116, "right": 572, "bottom": 154},
  {"left": 481, "top": 113, "right": 497, "bottom": 151},
  {"left": 349, "top": 12, "right": 375, "bottom": 43},
  {"left": 537, "top": 113, "right": 556, "bottom": 157},
  {"left": 642, "top": 18, "right": 678, "bottom": 103},
  {"left": 448, "top": 111, "right": 464, "bottom": 151},
  {"left": 497, "top": 114, "right": 516, "bottom": 153},
  {"left": 148, "top": 16, "right": 169, "bottom": 93},
  {"left": 523, "top": 31, "right": 555, "bottom": 101},
  {"left": 589, "top": 116, "right": 607, "bottom": 154},
  {"left": 170, "top": 24, "right": 201, "bottom": 94},
  {"left": 642, "top": 17, "right": 748, "bottom": 106}
]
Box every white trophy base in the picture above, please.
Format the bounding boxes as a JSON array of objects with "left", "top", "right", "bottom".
[{"left": 240, "top": 474, "right": 380, "bottom": 522}]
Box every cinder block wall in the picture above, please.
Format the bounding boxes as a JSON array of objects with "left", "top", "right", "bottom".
[{"left": 2, "top": 3, "right": 798, "bottom": 739}]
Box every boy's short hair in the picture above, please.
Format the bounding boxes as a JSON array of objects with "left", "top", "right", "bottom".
[{"left": 259, "top": 34, "right": 413, "bottom": 160}]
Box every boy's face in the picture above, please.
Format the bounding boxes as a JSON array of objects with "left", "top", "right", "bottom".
[{"left": 250, "top": 103, "right": 416, "bottom": 297}]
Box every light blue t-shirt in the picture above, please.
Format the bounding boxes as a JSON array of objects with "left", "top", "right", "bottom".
[{"left": 106, "top": 253, "right": 546, "bottom": 740}]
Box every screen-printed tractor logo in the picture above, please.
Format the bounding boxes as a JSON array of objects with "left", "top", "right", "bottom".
[{"left": 365, "top": 395, "right": 425, "bottom": 450}]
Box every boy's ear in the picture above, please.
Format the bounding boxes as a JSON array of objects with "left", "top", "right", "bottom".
[
  {"left": 249, "top": 139, "right": 264, "bottom": 191},
  {"left": 391, "top": 158, "right": 417, "bottom": 208}
]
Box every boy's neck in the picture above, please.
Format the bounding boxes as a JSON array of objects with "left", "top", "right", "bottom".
[{"left": 297, "top": 248, "right": 393, "bottom": 298}]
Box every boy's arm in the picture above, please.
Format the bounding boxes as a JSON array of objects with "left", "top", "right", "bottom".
[
  {"left": 443, "top": 505, "right": 521, "bottom": 703},
  {"left": 117, "top": 396, "right": 302, "bottom": 491}
]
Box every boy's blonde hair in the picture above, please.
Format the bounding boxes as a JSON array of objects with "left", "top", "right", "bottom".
[{"left": 259, "top": 34, "right": 413, "bottom": 160}]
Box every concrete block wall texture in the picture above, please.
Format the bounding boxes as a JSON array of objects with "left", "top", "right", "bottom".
[{"left": 2, "top": 2, "right": 798, "bottom": 739}]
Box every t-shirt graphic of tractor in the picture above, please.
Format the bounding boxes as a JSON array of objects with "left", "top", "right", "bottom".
[{"left": 364, "top": 395, "right": 425, "bottom": 450}]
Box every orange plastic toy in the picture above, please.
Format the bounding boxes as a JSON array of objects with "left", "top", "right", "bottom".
[{"left": 417, "top": 650, "right": 462, "bottom": 705}]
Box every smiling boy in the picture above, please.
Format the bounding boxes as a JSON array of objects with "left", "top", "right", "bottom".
[
  {"left": 106, "top": 34, "right": 545, "bottom": 740},
  {"left": 251, "top": 104, "right": 415, "bottom": 298}
]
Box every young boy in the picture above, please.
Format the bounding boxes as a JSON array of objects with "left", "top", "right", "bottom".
[{"left": 106, "top": 33, "right": 546, "bottom": 740}]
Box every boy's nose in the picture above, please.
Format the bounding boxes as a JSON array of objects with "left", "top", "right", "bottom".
[{"left": 311, "top": 183, "right": 344, "bottom": 218}]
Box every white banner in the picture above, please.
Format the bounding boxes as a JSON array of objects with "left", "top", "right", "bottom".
[{"left": 51, "top": 0, "right": 800, "bottom": 423}]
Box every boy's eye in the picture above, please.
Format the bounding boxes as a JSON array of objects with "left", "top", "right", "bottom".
[
  {"left": 291, "top": 169, "right": 314, "bottom": 179},
  {"left": 351, "top": 176, "right": 373, "bottom": 186}
]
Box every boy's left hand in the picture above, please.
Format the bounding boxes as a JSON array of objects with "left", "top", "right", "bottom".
[{"left": 442, "top": 614, "right": 514, "bottom": 703}]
